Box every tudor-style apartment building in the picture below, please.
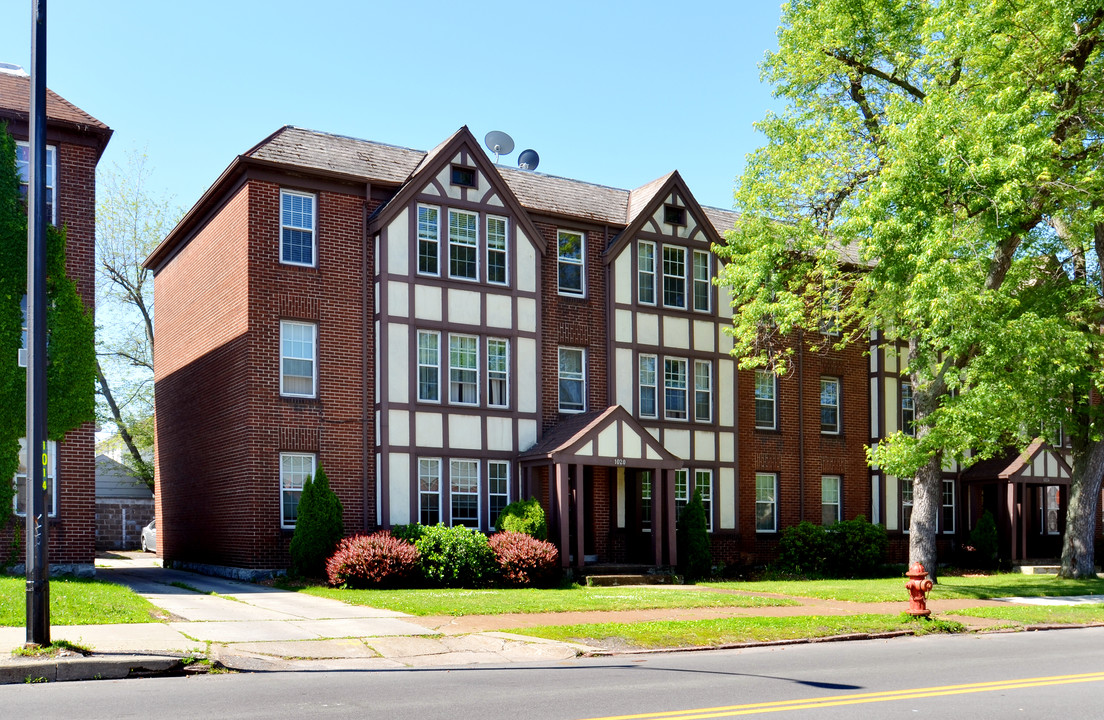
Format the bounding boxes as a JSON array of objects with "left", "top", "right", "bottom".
[
  {"left": 0, "top": 65, "right": 112, "bottom": 575},
  {"left": 146, "top": 125, "right": 1089, "bottom": 574}
]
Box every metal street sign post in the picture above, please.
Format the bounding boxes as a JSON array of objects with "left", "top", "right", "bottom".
[{"left": 25, "top": 0, "right": 50, "bottom": 648}]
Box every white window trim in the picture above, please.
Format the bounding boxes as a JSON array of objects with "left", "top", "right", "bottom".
[
  {"left": 449, "top": 459, "right": 481, "bottom": 528},
  {"left": 487, "top": 337, "right": 509, "bottom": 409},
  {"left": 821, "top": 377, "right": 841, "bottom": 435},
  {"left": 754, "top": 370, "right": 777, "bottom": 430},
  {"left": 822, "top": 474, "right": 841, "bottom": 526},
  {"left": 662, "top": 244, "right": 687, "bottom": 309},
  {"left": 694, "top": 359, "right": 712, "bottom": 423},
  {"left": 638, "top": 240, "right": 656, "bottom": 306},
  {"left": 280, "top": 320, "right": 317, "bottom": 398},
  {"left": 279, "top": 189, "right": 317, "bottom": 268},
  {"left": 486, "top": 215, "right": 509, "bottom": 286},
  {"left": 557, "top": 229, "right": 586, "bottom": 297},
  {"left": 664, "top": 357, "right": 688, "bottom": 421},
  {"left": 13, "top": 438, "right": 57, "bottom": 518},
  {"left": 755, "top": 472, "right": 778, "bottom": 533},
  {"left": 417, "top": 203, "right": 441, "bottom": 277},
  {"left": 419, "top": 457, "right": 442, "bottom": 526},
  {"left": 901, "top": 479, "right": 914, "bottom": 534},
  {"left": 942, "top": 478, "right": 955, "bottom": 535},
  {"left": 279, "top": 452, "right": 316, "bottom": 529},
  {"left": 695, "top": 469, "right": 713, "bottom": 532},
  {"left": 558, "top": 346, "right": 586, "bottom": 413},
  {"left": 15, "top": 141, "right": 57, "bottom": 224},
  {"left": 692, "top": 249, "right": 711, "bottom": 313},
  {"left": 489, "top": 460, "right": 510, "bottom": 530},
  {"left": 902, "top": 382, "right": 915, "bottom": 436},
  {"left": 417, "top": 330, "right": 441, "bottom": 403},
  {"left": 639, "top": 353, "right": 658, "bottom": 419},
  {"left": 449, "top": 333, "right": 480, "bottom": 406},
  {"left": 448, "top": 208, "right": 480, "bottom": 281}
]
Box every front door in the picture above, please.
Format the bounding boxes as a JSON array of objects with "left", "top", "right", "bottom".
[{"left": 624, "top": 469, "right": 655, "bottom": 564}]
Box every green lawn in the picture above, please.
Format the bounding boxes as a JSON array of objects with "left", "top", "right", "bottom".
[
  {"left": 507, "top": 614, "right": 965, "bottom": 650},
  {"left": 949, "top": 603, "right": 1104, "bottom": 625},
  {"left": 289, "top": 583, "right": 799, "bottom": 616},
  {"left": 704, "top": 574, "right": 1104, "bottom": 603},
  {"left": 0, "top": 576, "right": 158, "bottom": 626}
]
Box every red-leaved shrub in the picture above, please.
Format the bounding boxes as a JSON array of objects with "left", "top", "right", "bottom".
[
  {"left": 326, "top": 531, "right": 419, "bottom": 588},
  {"left": 489, "top": 531, "right": 559, "bottom": 587}
]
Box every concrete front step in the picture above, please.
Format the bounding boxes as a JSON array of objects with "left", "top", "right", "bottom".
[
  {"left": 1015, "top": 565, "right": 1061, "bottom": 575},
  {"left": 585, "top": 573, "right": 682, "bottom": 587}
]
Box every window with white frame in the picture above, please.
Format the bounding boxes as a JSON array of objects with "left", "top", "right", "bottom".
[
  {"left": 449, "top": 334, "right": 478, "bottom": 404},
  {"left": 694, "top": 360, "right": 712, "bottom": 422},
  {"left": 489, "top": 461, "right": 510, "bottom": 529},
  {"left": 280, "top": 189, "right": 316, "bottom": 266},
  {"left": 558, "top": 230, "right": 585, "bottom": 296},
  {"left": 674, "top": 469, "right": 689, "bottom": 518},
  {"left": 486, "top": 216, "right": 508, "bottom": 285},
  {"left": 819, "top": 284, "right": 841, "bottom": 335},
  {"left": 487, "top": 338, "right": 508, "bottom": 408},
  {"left": 558, "top": 347, "right": 585, "bottom": 412},
  {"left": 901, "top": 479, "right": 914, "bottom": 532},
  {"left": 450, "top": 459, "right": 479, "bottom": 527},
  {"left": 664, "top": 358, "right": 688, "bottom": 420},
  {"left": 417, "top": 204, "right": 440, "bottom": 276},
  {"left": 280, "top": 452, "right": 315, "bottom": 528},
  {"left": 448, "top": 209, "right": 478, "bottom": 280},
  {"left": 419, "top": 458, "right": 441, "bottom": 525},
  {"left": 942, "top": 479, "right": 955, "bottom": 534},
  {"left": 280, "top": 320, "right": 317, "bottom": 397},
  {"left": 640, "top": 471, "right": 652, "bottom": 527},
  {"left": 820, "top": 377, "right": 840, "bottom": 434},
  {"left": 901, "top": 382, "right": 915, "bottom": 436},
  {"left": 822, "top": 475, "right": 841, "bottom": 526},
  {"left": 639, "top": 354, "right": 657, "bottom": 418},
  {"left": 696, "top": 469, "right": 713, "bottom": 531},
  {"left": 662, "top": 245, "right": 686, "bottom": 308},
  {"left": 755, "top": 472, "right": 777, "bottom": 532},
  {"left": 638, "top": 241, "right": 655, "bottom": 305},
  {"left": 16, "top": 142, "right": 56, "bottom": 224},
  {"left": 692, "top": 250, "right": 710, "bottom": 312},
  {"left": 417, "top": 331, "right": 440, "bottom": 402},
  {"left": 1044, "top": 485, "right": 1060, "bottom": 535},
  {"left": 754, "top": 371, "right": 776, "bottom": 430},
  {"left": 13, "top": 438, "right": 57, "bottom": 517}
]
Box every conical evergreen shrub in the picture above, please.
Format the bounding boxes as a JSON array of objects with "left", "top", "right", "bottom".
[
  {"left": 677, "top": 489, "right": 712, "bottom": 581},
  {"left": 289, "top": 465, "right": 344, "bottom": 577}
]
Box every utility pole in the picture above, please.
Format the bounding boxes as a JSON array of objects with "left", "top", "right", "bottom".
[{"left": 25, "top": 0, "right": 50, "bottom": 648}]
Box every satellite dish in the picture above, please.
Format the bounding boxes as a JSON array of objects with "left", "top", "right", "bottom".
[
  {"left": 484, "top": 131, "right": 515, "bottom": 162},
  {"left": 518, "top": 149, "right": 540, "bottom": 171}
]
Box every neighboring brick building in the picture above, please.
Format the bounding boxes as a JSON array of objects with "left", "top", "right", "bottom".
[
  {"left": 148, "top": 124, "right": 1078, "bottom": 574},
  {"left": 0, "top": 64, "right": 112, "bottom": 575}
]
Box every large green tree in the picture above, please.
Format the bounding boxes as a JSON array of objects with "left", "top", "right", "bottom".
[
  {"left": 0, "top": 125, "right": 97, "bottom": 516},
  {"left": 719, "top": 1, "right": 1104, "bottom": 576}
]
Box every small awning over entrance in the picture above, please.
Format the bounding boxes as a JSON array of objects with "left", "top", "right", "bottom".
[
  {"left": 962, "top": 439, "right": 1072, "bottom": 486},
  {"left": 519, "top": 406, "right": 683, "bottom": 570}
]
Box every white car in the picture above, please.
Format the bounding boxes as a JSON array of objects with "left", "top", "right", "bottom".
[{"left": 141, "top": 519, "right": 156, "bottom": 553}]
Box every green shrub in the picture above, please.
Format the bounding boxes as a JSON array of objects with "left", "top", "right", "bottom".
[
  {"left": 489, "top": 531, "right": 560, "bottom": 586},
  {"left": 414, "top": 524, "right": 498, "bottom": 588},
  {"left": 969, "top": 510, "right": 999, "bottom": 568},
  {"left": 494, "top": 498, "right": 547, "bottom": 540},
  {"left": 826, "top": 516, "right": 887, "bottom": 577},
  {"left": 775, "top": 521, "right": 830, "bottom": 577},
  {"left": 289, "top": 465, "right": 344, "bottom": 578},
  {"left": 326, "top": 531, "right": 419, "bottom": 588},
  {"left": 390, "top": 523, "right": 425, "bottom": 544},
  {"left": 677, "top": 489, "right": 712, "bottom": 581}
]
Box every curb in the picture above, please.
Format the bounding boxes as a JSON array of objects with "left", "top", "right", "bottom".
[{"left": 0, "top": 654, "right": 189, "bottom": 685}]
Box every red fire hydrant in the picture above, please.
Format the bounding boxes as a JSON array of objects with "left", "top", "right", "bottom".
[{"left": 905, "top": 562, "right": 934, "bottom": 617}]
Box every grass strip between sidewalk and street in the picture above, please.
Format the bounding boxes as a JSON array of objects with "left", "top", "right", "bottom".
[
  {"left": 704, "top": 574, "right": 1104, "bottom": 603},
  {"left": 948, "top": 603, "right": 1104, "bottom": 625},
  {"left": 0, "top": 576, "right": 158, "bottom": 626},
  {"left": 286, "top": 583, "right": 800, "bottom": 616},
  {"left": 503, "top": 614, "right": 966, "bottom": 650}
]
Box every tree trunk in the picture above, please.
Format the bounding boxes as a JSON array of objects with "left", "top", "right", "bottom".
[
  {"left": 909, "top": 450, "right": 943, "bottom": 582},
  {"left": 1060, "top": 438, "right": 1104, "bottom": 578},
  {"left": 95, "top": 359, "right": 153, "bottom": 490}
]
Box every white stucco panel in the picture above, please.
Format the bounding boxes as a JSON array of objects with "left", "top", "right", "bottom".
[
  {"left": 517, "top": 297, "right": 537, "bottom": 333},
  {"left": 637, "top": 313, "right": 659, "bottom": 346},
  {"left": 414, "top": 285, "right": 442, "bottom": 322},
  {"left": 614, "top": 253, "right": 632, "bottom": 305},
  {"left": 388, "top": 324, "right": 409, "bottom": 403},
  {"left": 719, "top": 432, "right": 735, "bottom": 462},
  {"left": 694, "top": 431, "right": 715, "bottom": 462},
  {"left": 486, "top": 295, "right": 513, "bottom": 329},
  {"left": 870, "top": 378, "right": 880, "bottom": 438},
  {"left": 388, "top": 410, "right": 410, "bottom": 447},
  {"left": 615, "top": 309, "right": 633, "bottom": 344},
  {"left": 719, "top": 360, "right": 734, "bottom": 427},
  {"left": 414, "top": 412, "right": 443, "bottom": 448},
  {"left": 615, "top": 348, "right": 634, "bottom": 412},
  {"left": 886, "top": 475, "right": 899, "bottom": 531},
  {"left": 517, "top": 234, "right": 536, "bottom": 293},
  {"left": 622, "top": 429, "right": 641, "bottom": 461},
  {"left": 693, "top": 320, "right": 715, "bottom": 353},
  {"left": 448, "top": 289, "right": 482, "bottom": 326},
  {"left": 719, "top": 467, "right": 735, "bottom": 530},
  {"left": 438, "top": 165, "right": 462, "bottom": 200},
  {"left": 449, "top": 414, "right": 483, "bottom": 450},
  {"left": 885, "top": 377, "right": 899, "bottom": 435},
  {"left": 518, "top": 338, "right": 537, "bottom": 413},
  {"left": 486, "top": 192, "right": 504, "bottom": 207},
  {"left": 663, "top": 316, "right": 690, "bottom": 350},
  {"left": 387, "top": 209, "right": 409, "bottom": 275},
  {"left": 597, "top": 425, "right": 619, "bottom": 457},
  {"left": 665, "top": 429, "right": 690, "bottom": 460},
  {"left": 487, "top": 416, "right": 514, "bottom": 452},
  {"left": 388, "top": 281, "right": 408, "bottom": 318},
  {"left": 389, "top": 453, "right": 411, "bottom": 526},
  {"left": 519, "top": 419, "right": 538, "bottom": 452}
]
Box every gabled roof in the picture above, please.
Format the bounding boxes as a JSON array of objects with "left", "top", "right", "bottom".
[
  {"left": 0, "top": 70, "right": 112, "bottom": 155},
  {"left": 605, "top": 170, "right": 726, "bottom": 262},
  {"left": 518, "top": 405, "right": 683, "bottom": 469},
  {"left": 962, "top": 439, "right": 1073, "bottom": 485}
]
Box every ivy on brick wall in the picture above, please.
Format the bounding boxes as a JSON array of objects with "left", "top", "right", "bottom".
[{"left": 0, "top": 125, "right": 97, "bottom": 519}]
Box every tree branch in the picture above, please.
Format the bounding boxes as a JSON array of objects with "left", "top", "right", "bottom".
[{"left": 825, "top": 49, "right": 926, "bottom": 100}]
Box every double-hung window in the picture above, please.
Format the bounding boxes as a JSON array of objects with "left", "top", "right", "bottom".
[
  {"left": 692, "top": 250, "right": 710, "bottom": 312},
  {"left": 14, "top": 439, "right": 57, "bottom": 517},
  {"left": 280, "top": 452, "right": 315, "bottom": 528},
  {"left": 16, "top": 142, "right": 56, "bottom": 224},
  {"left": 449, "top": 334, "right": 478, "bottom": 404},
  {"left": 901, "top": 382, "right": 915, "bottom": 436},
  {"left": 754, "top": 370, "right": 776, "bottom": 429},
  {"left": 558, "top": 230, "right": 585, "bottom": 296},
  {"left": 901, "top": 479, "right": 914, "bottom": 531},
  {"left": 696, "top": 469, "right": 713, "bottom": 531},
  {"left": 417, "top": 205, "right": 440, "bottom": 276},
  {"left": 640, "top": 471, "right": 653, "bottom": 527},
  {"left": 280, "top": 320, "right": 317, "bottom": 397},
  {"left": 450, "top": 459, "right": 479, "bottom": 527},
  {"left": 639, "top": 354, "right": 657, "bottom": 418},
  {"left": 674, "top": 469, "right": 689, "bottom": 518},
  {"left": 417, "top": 331, "right": 440, "bottom": 402},
  {"left": 664, "top": 358, "right": 688, "bottom": 420},
  {"left": 419, "top": 458, "right": 441, "bottom": 525},
  {"left": 558, "top": 347, "right": 585, "bottom": 412},
  {"left": 821, "top": 475, "right": 841, "bottom": 526},
  {"left": 638, "top": 241, "right": 656, "bottom": 305},
  {"left": 489, "top": 461, "right": 510, "bottom": 529},
  {"left": 694, "top": 360, "right": 712, "bottom": 422},
  {"left": 487, "top": 338, "right": 509, "bottom": 408},
  {"left": 942, "top": 479, "right": 955, "bottom": 534},
  {"left": 820, "top": 377, "right": 840, "bottom": 434},
  {"left": 448, "top": 209, "right": 478, "bottom": 280},
  {"left": 486, "top": 216, "right": 508, "bottom": 285},
  {"left": 280, "top": 190, "right": 316, "bottom": 266},
  {"left": 755, "top": 472, "right": 778, "bottom": 532},
  {"left": 662, "top": 246, "right": 686, "bottom": 308}
]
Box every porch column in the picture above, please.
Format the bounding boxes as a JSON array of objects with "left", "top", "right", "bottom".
[
  {"left": 574, "top": 463, "right": 585, "bottom": 569},
  {"left": 665, "top": 468, "right": 677, "bottom": 567},
  {"left": 1006, "top": 482, "right": 1019, "bottom": 562},
  {"left": 653, "top": 471, "right": 664, "bottom": 567},
  {"left": 556, "top": 463, "right": 570, "bottom": 568}
]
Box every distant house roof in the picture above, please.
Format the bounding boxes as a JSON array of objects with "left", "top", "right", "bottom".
[
  {"left": 0, "top": 69, "right": 112, "bottom": 155},
  {"left": 95, "top": 455, "right": 153, "bottom": 499}
]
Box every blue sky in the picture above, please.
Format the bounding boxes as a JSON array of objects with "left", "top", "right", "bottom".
[{"left": 2, "top": 1, "right": 784, "bottom": 214}]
